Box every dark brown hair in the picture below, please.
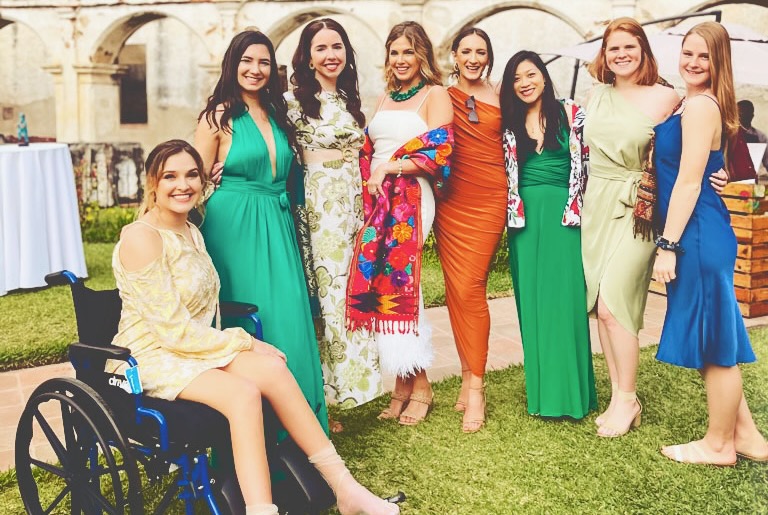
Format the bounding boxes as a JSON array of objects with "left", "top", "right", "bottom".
[
  {"left": 290, "top": 18, "right": 365, "bottom": 127},
  {"left": 451, "top": 27, "right": 494, "bottom": 81}
]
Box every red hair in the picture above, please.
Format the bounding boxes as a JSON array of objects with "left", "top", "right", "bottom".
[{"left": 588, "top": 17, "right": 659, "bottom": 86}]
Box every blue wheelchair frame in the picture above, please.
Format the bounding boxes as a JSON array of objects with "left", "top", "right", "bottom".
[{"left": 15, "top": 270, "right": 336, "bottom": 515}]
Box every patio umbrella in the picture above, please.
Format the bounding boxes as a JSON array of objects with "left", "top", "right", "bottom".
[{"left": 550, "top": 22, "right": 768, "bottom": 86}]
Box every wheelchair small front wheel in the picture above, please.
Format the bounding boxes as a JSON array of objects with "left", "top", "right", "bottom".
[{"left": 15, "top": 377, "right": 143, "bottom": 515}]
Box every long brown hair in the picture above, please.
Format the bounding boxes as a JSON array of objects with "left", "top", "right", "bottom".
[
  {"left": 683, "top": 22, "right": 739, "bottom": 146},
  {"left": 588, "top": 17, "right": 659, "bottom": 86},
  {"left": 199, "top": 30, "right": 294, "bottom": 151},
  {"left": 138, "top": 140, "right": 207, "bottom": 218},
  {"left": 290, "top": 18, "right": 365, "bottom": 127},
  {"left": 384, "top": 21, "right": 442, "bottom": 91}
]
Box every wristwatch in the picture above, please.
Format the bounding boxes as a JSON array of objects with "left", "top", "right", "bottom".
[{"left": 654, "top": 236, "right": 684, "bottom": 254}]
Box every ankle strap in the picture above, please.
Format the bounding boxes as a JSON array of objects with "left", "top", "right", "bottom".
[{"left": 617, "top": 390, "right": 637, "bottom": 401}]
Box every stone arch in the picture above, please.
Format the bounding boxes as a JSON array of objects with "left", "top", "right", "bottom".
[
  {"left": 264, "top": 6, "right": 381, "bottom": 50},
  {"left": 0, "top": 15, "right": 56, "bottom": 138},
  {"left": 91, "top": 11, "right": 208, "bottom": 64},
  {"left": 684, "top": 0, "right": 768, "bottom": 13},
  {"left": 438, "top": 1, "right": 588, "bottom": 57}
]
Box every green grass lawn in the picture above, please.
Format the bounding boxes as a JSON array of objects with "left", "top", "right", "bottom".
[
  {"left": 0, "top": 242, "right": 511, "bottom": 372},
  {"left": 2, "top": 335, "right": 767, "bottom": 513}
]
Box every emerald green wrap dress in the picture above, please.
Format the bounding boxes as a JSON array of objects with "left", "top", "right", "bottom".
[{"left": 200, "top": 110, "right": 329, "bottom": 436}]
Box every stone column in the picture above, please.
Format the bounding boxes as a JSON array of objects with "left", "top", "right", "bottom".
[
  {"left": 74, "top": 64, "right": 127, "bottom": 142},
  {"left": 51, "top": 7, "right": 80, "bottom": 142}
]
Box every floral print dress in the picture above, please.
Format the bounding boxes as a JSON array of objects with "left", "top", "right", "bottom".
[{"left": 286, "top": 91, "right": 382, "bottom": 408}]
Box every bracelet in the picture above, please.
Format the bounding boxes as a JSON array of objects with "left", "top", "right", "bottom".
[
  {"left": 654, "top": 236, "right": 684, "bottom": 254},
  {"left": 397, "top": 159, "right": 403, "bottom": 178}
]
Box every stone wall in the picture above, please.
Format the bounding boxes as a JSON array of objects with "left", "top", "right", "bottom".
[{"left": 69, "top": 143, "right": 145, "bottom": 208}]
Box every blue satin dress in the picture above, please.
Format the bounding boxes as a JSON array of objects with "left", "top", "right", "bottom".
[{"left": 654, "top": 113, "right": 755, "bottom": 369}]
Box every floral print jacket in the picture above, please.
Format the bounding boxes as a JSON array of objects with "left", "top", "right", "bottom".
[{"left": 502, "top": 99, "right": 589, "bottom": 228}]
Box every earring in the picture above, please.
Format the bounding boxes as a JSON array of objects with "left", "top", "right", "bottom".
[
  {"left": 309, "top": 62, "right": 315, "bottom": 70},
  {"left": 453, "top": 63, "right": 459, "bottom": 73}
]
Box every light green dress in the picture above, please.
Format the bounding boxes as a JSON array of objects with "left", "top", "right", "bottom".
[
  {"left": 509, "top": 123, "right": 597, "bottom": 419},
  {"left": 582, "top": 85, "right": 656, "bottom": 336},
  {"left": 285, "top": 91, "right": 383, "bottom": 408},
  {"left": 201, "top": 110, "right": 329, "bottom": 435}
]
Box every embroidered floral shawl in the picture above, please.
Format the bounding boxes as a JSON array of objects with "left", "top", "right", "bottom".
[
  {"left": 346, "top": 125, "right": 454, "bottom": 333},
  {"left": 502, "top": 99, "right": 589, "bottom": 228}
]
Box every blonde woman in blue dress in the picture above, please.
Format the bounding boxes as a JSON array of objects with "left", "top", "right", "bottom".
[{"left": 285, "top": 19, "right": 383, "bottom": 433}]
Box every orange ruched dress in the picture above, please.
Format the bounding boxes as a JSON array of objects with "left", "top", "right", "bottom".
[{"left": 434, "top": 87, "right": 508, "bottom": 377}]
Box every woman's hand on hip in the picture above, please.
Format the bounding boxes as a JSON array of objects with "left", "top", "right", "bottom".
[
  {"left": 709, "top": 168, "right": 728, "bottom": 194},
  {"left": 652, "top": 249, "right": 677, "bottom": 283},
  {"left": 210, "top": 162, "right": 224, "bottom": 186}
]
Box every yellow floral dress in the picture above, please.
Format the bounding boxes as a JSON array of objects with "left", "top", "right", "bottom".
[
  {"left": 286, "top": 91, "right": 382, "bottom": 407},
  {"left": 110, "top": 221, "right": 253, "bottom": 400}
]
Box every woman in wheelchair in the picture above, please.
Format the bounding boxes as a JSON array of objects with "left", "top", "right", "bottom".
[{"left": 110, "top": 139, "right": 399, "bottom": 515}]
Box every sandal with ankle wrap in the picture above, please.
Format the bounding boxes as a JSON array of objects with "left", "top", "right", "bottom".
[
  {"left": 462, "top": 384, "right": 486, "bottom": 434},
  {"left": 454, "top": 369, "right": 471, "bottom": 412},
  {"left": 398, "top": 390, "right": 434, "bottom": 426},
  {"left": 378, "top": 391, "right": 410, "bottom": 420},
  {"left": 596, "top": 391, "right": 642, "bottom": 438}
]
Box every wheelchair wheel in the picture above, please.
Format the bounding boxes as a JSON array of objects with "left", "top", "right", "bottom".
[{"left": 15, "top": 377, "right": 143, "bottom": 514}]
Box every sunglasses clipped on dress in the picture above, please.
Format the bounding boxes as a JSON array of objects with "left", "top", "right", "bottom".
[{"left": 465, "top": 95, "right": 479, "bottom": 124}]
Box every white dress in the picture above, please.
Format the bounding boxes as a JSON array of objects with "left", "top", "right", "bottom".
[{"left": 366, "top": 93, "right": 435, "bottom": 377}]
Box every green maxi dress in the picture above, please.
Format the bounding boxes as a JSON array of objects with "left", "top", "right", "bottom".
[
  {"left": 508, "top": 123, "right": 597, "bottom": 419},
  {"left": 201, "top": 110, "right": 329, "bottom": 437}
]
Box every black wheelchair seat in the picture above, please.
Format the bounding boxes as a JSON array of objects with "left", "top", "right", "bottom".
[{"left": 15, "top": 271, "right": 336, "bottom": 515}]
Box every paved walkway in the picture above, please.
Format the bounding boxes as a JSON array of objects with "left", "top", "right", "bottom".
[{"left": 4, "top": 293, "right": 768, "bottom": 471}]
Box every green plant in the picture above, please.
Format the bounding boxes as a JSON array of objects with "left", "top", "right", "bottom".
[{"left": 80, "top": 203, "right": 136, "bottom": 243}]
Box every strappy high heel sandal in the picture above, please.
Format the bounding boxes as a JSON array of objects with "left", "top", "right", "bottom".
[
  {"left": 398, "top": 389, "right": 434, "bottom": 426},
  {"left": 462, "top": 384, "right": 486, "bottom": 434},
  {"left": 378, "top": 391, "right": 410, "bottom": 420},
  {"left": 454, "top": 369, "right": 471, "bottom": 412},
  {"left": 596, "top": 390, "right": 642, "bottom": 438}
]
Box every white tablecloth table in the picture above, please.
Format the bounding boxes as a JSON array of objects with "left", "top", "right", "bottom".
[{"left": 0, "top": 143, "right": 88, "bottom": 296}]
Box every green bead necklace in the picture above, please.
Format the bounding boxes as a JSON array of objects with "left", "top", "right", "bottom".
[{"left": 389, "top": 80, "right": 426, "bottom": 102}]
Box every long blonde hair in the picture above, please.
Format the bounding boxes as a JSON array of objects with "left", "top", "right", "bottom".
[
  {"left": 138, "top": 140, "right": 208, "bottom": 218},
  {"left": 683, "top": 22, "right": 739, "bottom": 147},
  {"left": 384, "top": 21, "right": 443, "bottom": 91}
]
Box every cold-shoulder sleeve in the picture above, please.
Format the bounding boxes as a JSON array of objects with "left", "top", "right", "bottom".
[{"left": 118, "top": 253, "right": 253, "bottom": 359}]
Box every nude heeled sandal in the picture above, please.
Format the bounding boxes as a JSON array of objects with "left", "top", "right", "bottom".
[
  {"left": 462, "top": 384, "right": 486, "bottom": 434},
  {"left": 596, "top": 390, "right": 642, "bottom": 438},
  {"left": 378, "top": 391, "right": 410, "bottom": 420}
]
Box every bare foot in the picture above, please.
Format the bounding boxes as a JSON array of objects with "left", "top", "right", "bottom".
[{"left": 661, "top": 439, "right": 737, "bottom": 466}]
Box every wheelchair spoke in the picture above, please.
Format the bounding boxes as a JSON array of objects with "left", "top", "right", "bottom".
[
  {"left": 34, "top": 409, "right": 69, "bottom": 467},
  {"left": 80, "top": 481, "right": 120, "bottom": 515},
  {"left": 29, "top": 457, "right": 71, "bottom": 479},
  {"left": 61, "top": 400, "right": 79, "bottom": 453},
  {"left": 43, "top": 484, "right": 72, "bottom": 515}
]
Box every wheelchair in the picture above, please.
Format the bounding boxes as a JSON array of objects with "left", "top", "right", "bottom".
[{"left": 14, "top": 270, "right": 338, "bottom": 514}]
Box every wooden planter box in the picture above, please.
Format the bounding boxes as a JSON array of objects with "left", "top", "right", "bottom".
[{"left": 649, "top": 183, "right": 768, "bottom": 318}]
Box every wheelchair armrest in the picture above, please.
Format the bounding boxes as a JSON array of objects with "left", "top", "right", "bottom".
[
  {"left": 219, "top": 301, "right": 259, "bottom": 318},
  {"left": 69, "top": 342, "right": 132, "bottom": 362},
  {"left": 45, "top": 270, "right": 79, "bottom": 287}
]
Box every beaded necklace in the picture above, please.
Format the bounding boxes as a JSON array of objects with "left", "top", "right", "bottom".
[{"left": 389, "top": 80, "right": 426, "bottom": 102}]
